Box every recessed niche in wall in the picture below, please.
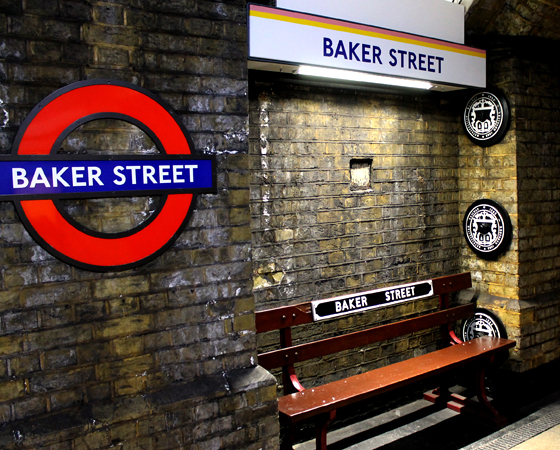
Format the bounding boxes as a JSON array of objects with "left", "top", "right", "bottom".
[{"left": 350, "top": 159, "right": 372, "bottom": 190}]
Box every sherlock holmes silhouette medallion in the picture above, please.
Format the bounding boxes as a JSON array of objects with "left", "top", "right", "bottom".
[
  {"left": 463, "top": 90, "right": 510, "bottom": 147},
  {"left": 463, "top": 199, "right": 512, "bottom": 260}
]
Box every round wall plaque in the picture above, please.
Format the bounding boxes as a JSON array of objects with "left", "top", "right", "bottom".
[
  {"left": 462, "top": 90, "right": 510, "bottom": 147},
  {"left": 463, "top": 199, "right": 512, "bottom": 260},
  {"left": 462, "top": 308, "right": 507, "bottom": 341}
]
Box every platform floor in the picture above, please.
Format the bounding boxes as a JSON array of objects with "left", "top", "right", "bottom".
[{"left": 293, "top": 371, "right": 560, "bottom": 450}]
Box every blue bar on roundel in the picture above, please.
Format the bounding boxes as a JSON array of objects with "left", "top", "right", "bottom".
[{"left": 0, "top": 158, "right": 216, "bottom": 199}]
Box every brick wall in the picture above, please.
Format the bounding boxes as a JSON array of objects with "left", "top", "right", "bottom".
[
  {"left": 0, "top": 1, "right": 278, "bottom": 449},
  {"left": 458, "top": 40, "right": 560, "bottom": 372},
  {"left": 250, "top": 81, "right": 462, "bottom": 307},
  {"left": 458, "top": 53, "right": 520, "bottom": 300},
  {"left": 515, "top": 50, "right": 560, "bottom": 299},
  {"left": 501, "top": 43, "right": 560, "bottom": 372},
  {"left": 249, "top": 78, "right": 463, "bottom": 386}
]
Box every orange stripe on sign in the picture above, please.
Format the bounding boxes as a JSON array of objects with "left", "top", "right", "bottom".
[{"left": 249, "top": 5, "right": 486, "bottom": 59}]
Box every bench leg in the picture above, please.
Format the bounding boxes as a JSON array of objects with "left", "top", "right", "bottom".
[
  {"left": 446, "top": 365, "right": 509, "bottom": 428},
  {"left": 473, "top": 365, "right": 509, "bottom": 427},
  {"left": 280, "top": 416, "right": 296, "bottom": 450},
  {"left": 315, "top": 410, "right": 336, "bottom": 450},
  {"left": 423, "top": 385, "right": 452, "bottom": 404},
  {"left": 424, "top": 364, "right": 509, "bottom": 428}
]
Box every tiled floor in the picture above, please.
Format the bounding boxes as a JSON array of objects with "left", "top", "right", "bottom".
[
  {"left": 291, "top": 360, "right": 560, "bottom": 450},
  {"left": 510, "top": 425, "right": 560, "bottom": 450},
  {"left": 294, "top": 397, "right": 497, "bottom": 450}
]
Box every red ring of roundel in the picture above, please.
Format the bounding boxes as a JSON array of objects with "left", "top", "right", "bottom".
[{"left": 13, "top": 80, "right": 195, "bottom": 272}]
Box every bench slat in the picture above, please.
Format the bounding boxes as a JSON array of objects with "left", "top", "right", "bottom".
[
  {"left": 279, "top": 336, "right": 516, "bottom": 422},
  {"left": 258, "top": 303, "right": 475, "bottom": 370},
  {"left": 431, "top": 272, "right": 472, "bottom": 295},
  {"left": 256, "top": 303, "right": 313, "bottom": 334}
]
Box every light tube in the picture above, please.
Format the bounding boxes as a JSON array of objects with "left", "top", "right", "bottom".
[{"left": 297, "top": 65, "right": 433, "bottom": 90}]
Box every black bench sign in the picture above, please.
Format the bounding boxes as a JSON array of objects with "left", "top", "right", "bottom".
[{"left": 312, "top": 280, "right": 434, "bottom": 321}]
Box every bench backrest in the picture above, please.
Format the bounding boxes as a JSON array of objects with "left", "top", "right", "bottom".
[{"left": 256, "top": 272, "right": 473, "bottom": 394}]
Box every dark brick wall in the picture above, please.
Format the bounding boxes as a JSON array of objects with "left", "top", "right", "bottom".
[
  {"left": 515, "top": 49, "right": 560, "bottom": 299},
  {"left": 250, "top": 80, "right": 462, "bottom": 308},
  {"left": 0, "top": 1, "right": 278, "bottom": 449}
]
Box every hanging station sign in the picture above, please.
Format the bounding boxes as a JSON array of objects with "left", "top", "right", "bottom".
[
  {"left": 248, "top": 4, "right": 486, "bottom": 89},
  {"left": 1, "top": 80, "right": 217, "bottom": 272},
  {"left": 463, "top": 199, "right": 512, "bottom": 260},
  {"left": 276, "top": 0, "right": 466, "bottom": 44}
]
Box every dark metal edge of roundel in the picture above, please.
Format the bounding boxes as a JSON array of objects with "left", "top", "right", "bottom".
[
  {"left": 462, "top": 88, "right": 511, "bottom": 147},
  {"left": 461, "top": 308, "right": 508, "bottom": 341},
  {"left": 463, "top": 199, "right": 512, "bottom": 260}
]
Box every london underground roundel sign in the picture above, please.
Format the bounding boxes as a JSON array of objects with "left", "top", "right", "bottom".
[{"left": 2, "top": 80, "right": 216, "bottom": 272}]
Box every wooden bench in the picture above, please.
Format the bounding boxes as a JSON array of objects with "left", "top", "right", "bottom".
[{"left": 255, "top": 272, "right": 516, "bottom": 450}]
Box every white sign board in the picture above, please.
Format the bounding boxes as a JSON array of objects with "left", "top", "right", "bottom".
[
  {"left": 248, "top": 5, "right": 486, "bottom": 89},
  {"left": 277, "top": 0, "right": 465, "bottom": 44}
]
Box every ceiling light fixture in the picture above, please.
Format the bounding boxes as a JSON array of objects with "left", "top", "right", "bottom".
[{"left": 297, "top": 65, "right": 433, "bottom": 90}]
